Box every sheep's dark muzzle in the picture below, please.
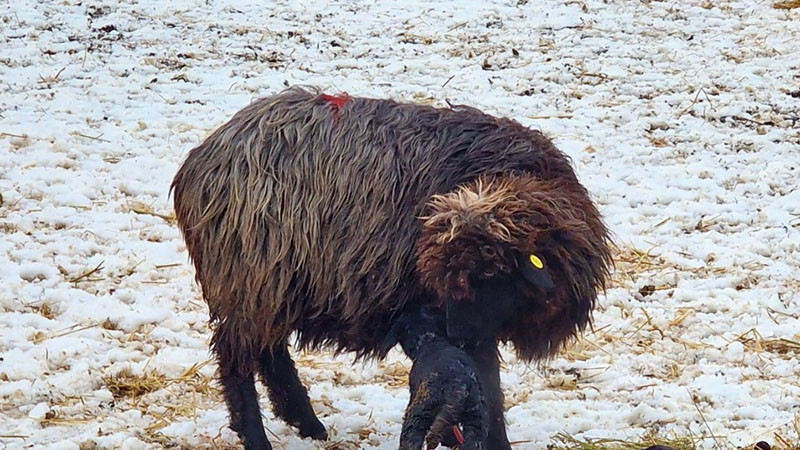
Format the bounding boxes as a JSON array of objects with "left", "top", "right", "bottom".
[{"left": 445, "top": 279, "right": 520, "bottom": 346}]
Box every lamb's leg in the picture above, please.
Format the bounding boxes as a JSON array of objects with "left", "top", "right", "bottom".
[
  {"left": 216, "top": 344, "right": 271, "bottom": 450},
  {"left": 258, "top": 342, "right": 327, "bottom": 440},
  {"left": 458, "top": 382, "right": 489, "bottom": 450},
  {"left": 425, "top": 387, "right": 467, "bottom": 450},
  {"left": 399, "top": 381, "right": 438, "bottom": 450},
  {"left": 421, "top": 376, "right": 487, "bottom": 449},
  {"left": 468, "top": 340, "right": 510, "bottom": 450}
]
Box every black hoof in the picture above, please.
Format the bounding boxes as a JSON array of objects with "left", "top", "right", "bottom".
[{"left": 297, "top": 419, "right": 328, "bottom": 441}]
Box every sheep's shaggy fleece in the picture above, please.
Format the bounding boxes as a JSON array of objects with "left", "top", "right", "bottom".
[{"left": 171, "top": 87, "right": 612, "bottom": 370}]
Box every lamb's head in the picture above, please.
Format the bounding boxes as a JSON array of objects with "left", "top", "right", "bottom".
[{"left": 416, "top": 174, "right": 612, "bottom": 361}]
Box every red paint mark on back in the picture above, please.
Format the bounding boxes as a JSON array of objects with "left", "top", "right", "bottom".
[
  {"left": 319, "top": 93, "right": 351, "bottom": 125},
  {"left": 320, "top": 93, "right": 351, "bottom": 111}
]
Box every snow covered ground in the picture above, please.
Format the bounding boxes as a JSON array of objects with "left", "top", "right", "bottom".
[{"left": 1, "top": 0, "right": 799, "bottom": 448}]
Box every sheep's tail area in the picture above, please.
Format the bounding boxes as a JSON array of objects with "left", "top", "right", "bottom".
[
  {"left": 170, "top": 87, "right": 422, "bottom": 366},
  {"left": 170, "top": 87, "right": 326, "bottom": 368}
]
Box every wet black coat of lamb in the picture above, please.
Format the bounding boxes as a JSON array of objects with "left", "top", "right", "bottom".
[{"left": 382, "top": 307, "right": 487, "bottom": 450}]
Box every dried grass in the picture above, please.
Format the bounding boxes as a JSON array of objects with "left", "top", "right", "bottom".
[
  {"left": 29, "top": 302, "right": 57, "bottom": 319},
  {"left": 611, "top": 243, "right": 664, "bottom": 288},
  {"left": 737, "top": 329, "right": 800, "bottom": 357},
  {"left": 103, "top": 368, "right": 169, "bottom": 401},
  {"left": 550, "top": 430, "right": 698, "bottom": 450},
  {"left": 0, "top": 221, "right": 18, "bottom": 233},
  {"left": 32, "top": 323, "right": 98, "bottom": 344},
  {"left": 610, "top": 241, "right": 743, "bottom": 292},
  {"left": 144, "top": 402, "right": 199, "bottom": 432},
  {"left": 774, "top": 0, "right": 800, "bottom": 9},
  {"left": 136, "top": 430, "right": 181, "bottom": 449},
  {"left": 374, "top": 361, "right": 411, "bottom": 388},
  {"left": 324, "top": 440, "right": 361, "bottom": 450},
  {"left": 102, "top": 359, "right": 215, "bottom": 403},
  {"left": 68, "top": 260, "right": 105, "bottom": 283},
  {"left": 40, "top": 417, "right": 92, "bottom": 427},
  {"left": 69, "top": 131, "right": 109, "bottom": 142},
  {"left": 125, "top": 200, "right": 176, "bottom": 223}
]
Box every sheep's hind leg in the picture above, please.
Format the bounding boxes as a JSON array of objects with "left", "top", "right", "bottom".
[
  {"left": 258, "top": 342, "right": 327, "bottom": 440},
  {"left": 217, "top": 351, "right": 271, "bottom": 450}
]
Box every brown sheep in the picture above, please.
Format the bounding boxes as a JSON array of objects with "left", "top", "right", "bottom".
[{"left": 171, "top": 87, "right": 612, "bottom": 450}]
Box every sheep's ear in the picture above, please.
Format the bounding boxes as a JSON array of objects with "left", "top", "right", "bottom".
[{"left": 518, "top": 253, "right": 555, "bottom": 290}]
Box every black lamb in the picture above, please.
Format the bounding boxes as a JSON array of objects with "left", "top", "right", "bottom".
[{"left": 382, "top": 308, "right": 487, "bottom": 450}]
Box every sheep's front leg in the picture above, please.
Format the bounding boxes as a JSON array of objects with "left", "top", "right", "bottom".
[
  {"left": 258, "top": 342, "right": 327, "bottom": 440},
  {"left": 467, "top": 340, "right": 510, "bottom": 450}
]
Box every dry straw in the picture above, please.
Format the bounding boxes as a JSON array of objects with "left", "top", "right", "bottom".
[
  {"left": 774, "top": 0, "right": 800, "bottom": 9},
  {"left": 551, "top": 430, "right": 698, "bottom": 450}
]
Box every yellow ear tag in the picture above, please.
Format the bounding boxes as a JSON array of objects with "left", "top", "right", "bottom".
[{"left": 529, "top": 254, "right": 544, "bottom": 269}]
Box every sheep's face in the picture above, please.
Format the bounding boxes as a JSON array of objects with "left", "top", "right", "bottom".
[
  {"left": 416, "top": 174, "right": 612, "bottom": 359},
  {"left": 444, "top": 251, "right": 556, "bottom": 345}
]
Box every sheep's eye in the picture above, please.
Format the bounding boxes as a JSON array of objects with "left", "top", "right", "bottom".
[{"left": 529, "top": 254, "right": 544, "bottom": 270}]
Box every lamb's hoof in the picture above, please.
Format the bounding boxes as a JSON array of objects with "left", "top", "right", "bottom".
[{"left": 438, "top": 425, "right": 462, "bottom": 448}]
